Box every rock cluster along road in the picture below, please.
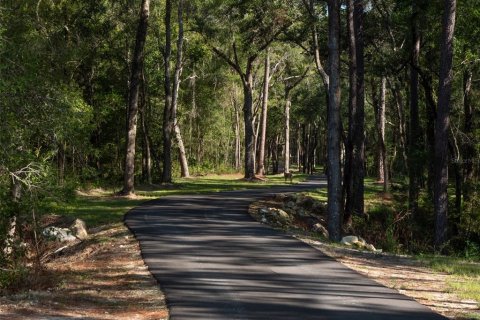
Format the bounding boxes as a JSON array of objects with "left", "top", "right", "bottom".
[{"left": 124, "top": 177, "right": 447, "bottom": 320}]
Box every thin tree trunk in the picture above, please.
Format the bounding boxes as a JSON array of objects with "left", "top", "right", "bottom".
[
  {"left": 462, "top": 70, "right": 474, "bottom": 201},
  {"left": 344, "top": 0, "right": 356, "bottom": 225},
  {"left": 284, "top": 94, "right": 291, "bottom": 174},
  {"left": 257, "top": 51, "right": 270, "bottom": 175},
  {"left": 421, "top": 73, "right": 436, "bottom": 194},
  {"left": 243, "top": 65, "right": 256, "bottom": 179},
  {"left": 389, "top": 80, "right": 409, "bottom": 168},
  {"left": 121, "top": 0, "right": 150, "bottom": 195},
  {"left": 327, "top": 0, "right": 342, "bottom": 242},
  {"left": 234, "top": 101, "right": 242, "bottom": 171},
  {"left": 140, "top": 95, "right": 152, "bottom": 184},
  {"left": 434, "top": 0, "right": 457, "bottom": 250},
  {"left": 172, "top": 0, "right": 189, "bottom": 178},
  {"left": 162, "top": 0, "right": 173, "bottom": 183},
  {"left": 409, "top": 1, "right": 422, "bottom": 215},
  {"left": 379, "top": 77, "right": 388, "bottom": 191}
]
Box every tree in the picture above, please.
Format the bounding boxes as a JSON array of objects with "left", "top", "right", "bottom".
[
  {"left": 326, "top": 0, "right": 342, "bottom": 242},
  {"left": 256, "top": 50, "right": 270, "bottom": 176},
  {"left": 434, "top": 0, "right": 457, "bottom": 249},
  {"left": 408, "top": 0, "right": 422, "bottom": 215},
  {"left": 162, "top": 0, "right": 189, "bottom": 183},
  {"left": 196, "top": 1, "right": 291, "bottom": 179},
  {"left": 121, "top": 0, "right": 151, "bottom": 195}
]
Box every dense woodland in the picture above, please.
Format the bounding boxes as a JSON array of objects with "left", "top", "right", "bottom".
[{"left": 1, "top": 0, "right": 479, "bottom": 271}]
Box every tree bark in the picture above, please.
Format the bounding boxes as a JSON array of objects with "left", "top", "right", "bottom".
[
  {"left": 256, "top": 51, "right": 270, "bottom": 176},
  {"left": 327, "top": 0, "right": 342, "bottom": 242},
  {"left": 172, "top": 0, "right": 189, "bottom": 178},
  {"left": 121, "top": 0, "right": 150, "bottom": 195},
  {"left": 462, "top": 70, "right": 474, "bottom": 202},
  {"left": 284, "top": 93, "right": 291, "bottom": 174},
  {"left": 243, "top": 65, "right": 256, "bottom": 179},
  {"left": 378, "top": 77, "right": 388, "bottom": 191},
  {"left": 351, "top": 0, "right": 365, "bottom": 216},
  {"left": 434, "top": 0, "right": 456, "bottom": 250},
  {"left": 344, "top": 0, "right": 356, "bottom": 224},
  {"left": 409, "top": 1, "right": 423, "bottom": 215}
]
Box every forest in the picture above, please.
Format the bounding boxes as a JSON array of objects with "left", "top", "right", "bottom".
[{"left": 0, "top": 0, "right": 479, "bottom": 296}]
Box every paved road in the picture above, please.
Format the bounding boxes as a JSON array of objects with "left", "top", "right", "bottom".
[{"left": 124, "top": 177, "right": 446, "bottom": 320}]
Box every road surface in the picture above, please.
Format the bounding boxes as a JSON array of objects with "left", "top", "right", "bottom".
[{"left": 125, "top": 177, "right": 446, "bottom": 320}]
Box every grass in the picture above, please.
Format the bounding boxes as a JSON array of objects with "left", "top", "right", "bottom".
[
  {"left": 416, "top": 254, "right": 480, "bottom": 306},
  {"left": 305, "top": 177, "right": 387, "bottom": 204},
  {"left": 51, "top": 173, "right": 308, "bottom": 227}
]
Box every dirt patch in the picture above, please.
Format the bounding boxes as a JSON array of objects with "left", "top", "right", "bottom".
[
  {"left": 0, "top": 223, "right": 168, "bottom": 320},
  {"left": 249, "top": 197, "right": 480, "bottom": 320}
]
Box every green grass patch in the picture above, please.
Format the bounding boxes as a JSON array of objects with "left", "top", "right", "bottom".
[
  {"left": 447, "top": 278, "right": 480, "bottom": 304},
  {"left": 416, "top": 254, "right": 480, "bottom": 306},
  {"left": 52, "top": 173, "right": 309, "bottom": 227},
  {"left": 416, "top": 255, "right": 480, "bottom": 277}
]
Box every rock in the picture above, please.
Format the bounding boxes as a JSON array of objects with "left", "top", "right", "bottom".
[
  {"left": 365, "top": 243, "right": 376, "bottom": 252},
  {"left": 42, "top": 226, "right": 77, "bottom": 242},
  {"left": 70, "top": 219, "right": 88, "bottom": 240},
  {"left": 297, "top": 196, "right": 315, "bottom": 210},
  {"left": 285, "top": 201, "right": 296, "bottom": 209},
  {"left": 341, "top": 235, "right": 359, "bottom": 246},
  {"left": 258, "top": 207, "right": 270, "bottom": 215},
  {"left": 298, "top": 209, "right": 311, "bottom": 217},
  {"left": 311, "top": 202, "right": 326, "bottom": 216},
  {"left": 269, "top": 208, "right": 292, "bottom": 225},
  {"left": 313, "top": 223, "right": 329, "bottom": 238}
]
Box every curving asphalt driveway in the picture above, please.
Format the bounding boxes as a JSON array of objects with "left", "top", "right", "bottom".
[{"left": 124, "top": 177, "right": 446, "bottom": 320}]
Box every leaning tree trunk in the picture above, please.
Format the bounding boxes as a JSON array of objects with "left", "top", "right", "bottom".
[
  {"left": 121, "top": 0, "right": 150, "bottom": 195},
  {"left": 256, "top": 51, "right": 270, "bottom": 176},
  {"left": 327, "top": 0, "right": 342, "bottom": 242},
  {"left": 171, "top": 0, "right": 189, "bottom": 178},
  {"left": 434, "top": 0, "right": 457, "bottom": 250}
]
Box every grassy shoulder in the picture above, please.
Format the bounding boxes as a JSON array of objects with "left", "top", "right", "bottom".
[{"left": 416, "top": 254, "right": 480, "bottom": 314}]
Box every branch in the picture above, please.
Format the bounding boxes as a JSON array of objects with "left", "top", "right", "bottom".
[{"left": 211, "top": 46, "right": 244, "bottom": 80}]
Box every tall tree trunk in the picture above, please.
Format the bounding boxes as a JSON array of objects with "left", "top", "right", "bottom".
[
  {"left": 284, "top": 91, "right": 291, "bottom": 174},
  {"left": 172, "top": 0, "right": 189, "bottom": 178},
  {"left": 162, "top": 0, "right": 173, "bottom": 183},
  {"left": 257, "top": 51, "right": 270, "bottom": 175},
  {"left": 390, "top": 80, "right": 409, "bottom": 168},
  {"left": 140, "top": 69, "right": 152, "bottom": 184},
  {"left": 243, "top": 65, "right": 256, "bottom": 179},
  {"left": 344, "top": 0, "right": 356, "bottom": 225},
  {"left": 352, "top": 0, "right": 365, "bottom": 216},
  {"left": 434, "top": 0, "right": 457, "bottom": 250},
  {"left": 234, "top": 100, "right": 242, "bottom": 171},
  {"left": 408, "top": 1, "right": 422, "bottom": 215},
  {"left": 327, "top": 0, "right": 342, "bottom": 242},
  {"left": 378, "top": 77, "right": 388, "bottom": 191},
  {"left": 121, "top": 0, "right": 150, "bottom": 195},
  {"left": 420, "top": 73, "right": 437, "bottom": 194},
  {"left": 462, "top": 70, "right": 474, "bottom": 202}
]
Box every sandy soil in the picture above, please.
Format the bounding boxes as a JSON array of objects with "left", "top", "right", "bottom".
[{"left": 0, "top": 223, "right": 168, "bottom": 320}]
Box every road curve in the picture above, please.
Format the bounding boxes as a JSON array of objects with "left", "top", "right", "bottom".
[{"left": 124, "top": 177, "right": 446, "bottom": 320}]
